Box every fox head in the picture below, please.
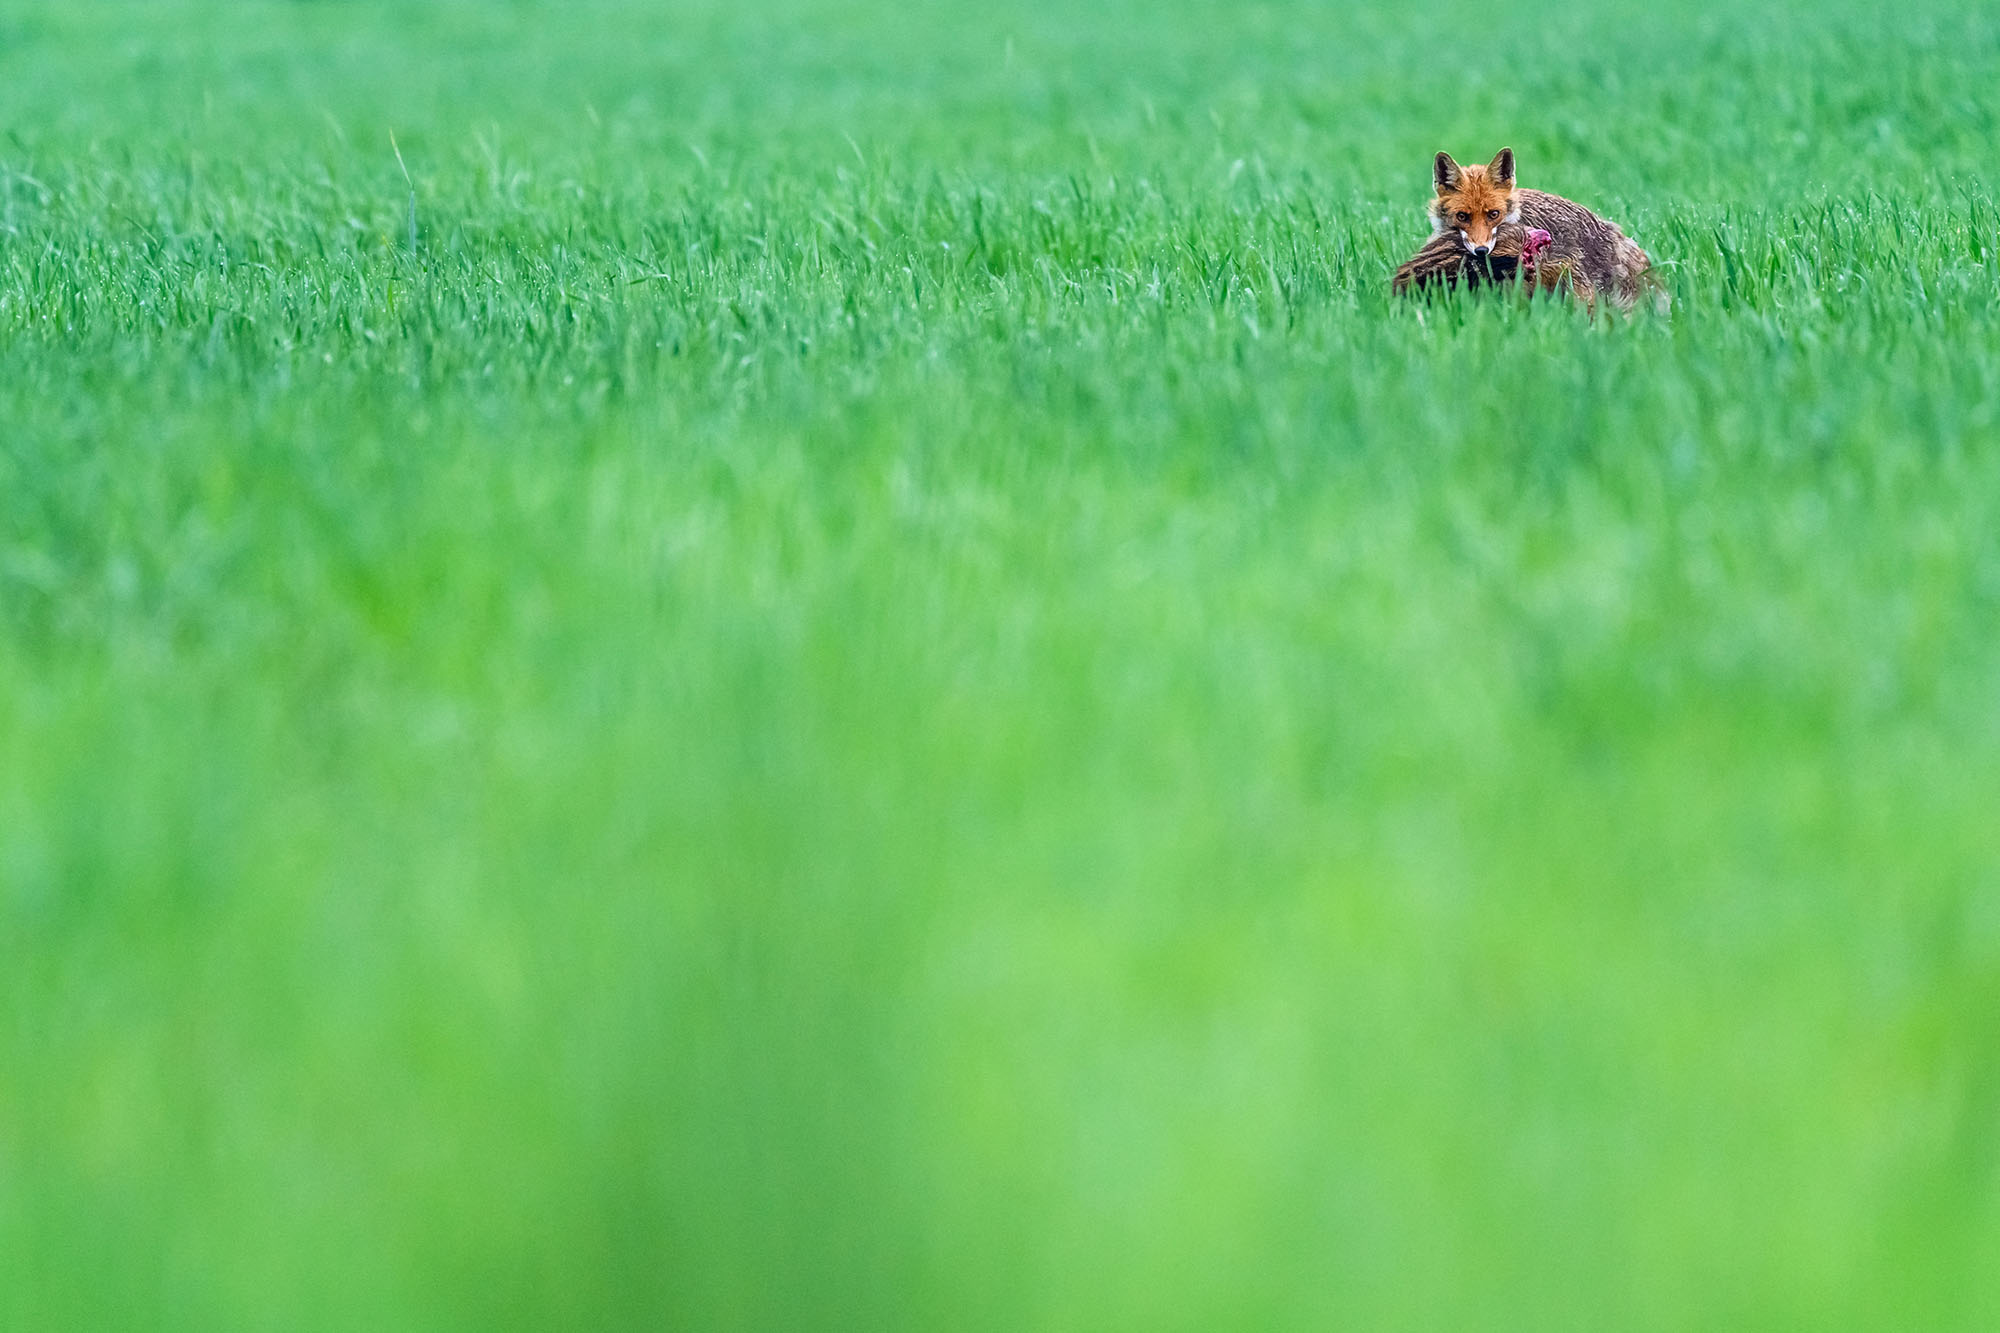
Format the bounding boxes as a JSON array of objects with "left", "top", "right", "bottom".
[{"left": 1430, "top": 148, "right": 1518, "bottom": 256}]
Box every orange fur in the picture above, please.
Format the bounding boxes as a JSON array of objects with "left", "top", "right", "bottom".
[{"left": 1430, "top": 148, "right": 1517, "bottom": 253}]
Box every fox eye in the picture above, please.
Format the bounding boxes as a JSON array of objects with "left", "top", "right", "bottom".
[
  {"left": 1455, "top": 211, "right": 1471, "bottom": 223},
  {"left": 1487, "top": 210, "right": 1501, "bottom": 221}
]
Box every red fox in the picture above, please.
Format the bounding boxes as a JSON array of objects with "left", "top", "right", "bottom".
[{"left": 1427, "top": 148, "right": 1662, "bottom": 312}]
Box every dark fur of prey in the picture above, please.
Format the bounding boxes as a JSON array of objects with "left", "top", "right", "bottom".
[{"left": 1394, "top": 221, "right": 1533, "bottom": 295}]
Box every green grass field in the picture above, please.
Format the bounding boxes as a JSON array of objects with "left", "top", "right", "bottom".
[{"left": 4, "top": 0, "right": 2000, "bottom": 1327}]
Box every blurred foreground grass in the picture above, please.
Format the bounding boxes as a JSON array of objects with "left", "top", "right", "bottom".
[{"left": 3, "top": 0, "right": 2000, "bottom": 1327}]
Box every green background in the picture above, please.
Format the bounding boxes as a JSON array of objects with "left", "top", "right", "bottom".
[{"left": 3, "top": 0, "right": 1998, "bottom": 1327}]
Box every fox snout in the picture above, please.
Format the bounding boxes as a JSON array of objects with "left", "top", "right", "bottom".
[{"left": 1452, "top": 213, "right": 1504, "bottom": 254}]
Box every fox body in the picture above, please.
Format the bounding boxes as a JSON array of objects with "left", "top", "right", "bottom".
[{"left": 1425, "top": 148, "right": 1659, "bottom": 311}]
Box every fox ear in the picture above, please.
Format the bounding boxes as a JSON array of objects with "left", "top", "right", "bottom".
[
  {"left": 1434, "top": 152, "right": 1462, "bottom": 194},
  {"left": 1488, "top": 147, "right": 1515, "bottom": 186}
]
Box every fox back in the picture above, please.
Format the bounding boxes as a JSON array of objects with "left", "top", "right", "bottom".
[{"left": 1511, "top": 189, "right": 1654, "bottom": 311}]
